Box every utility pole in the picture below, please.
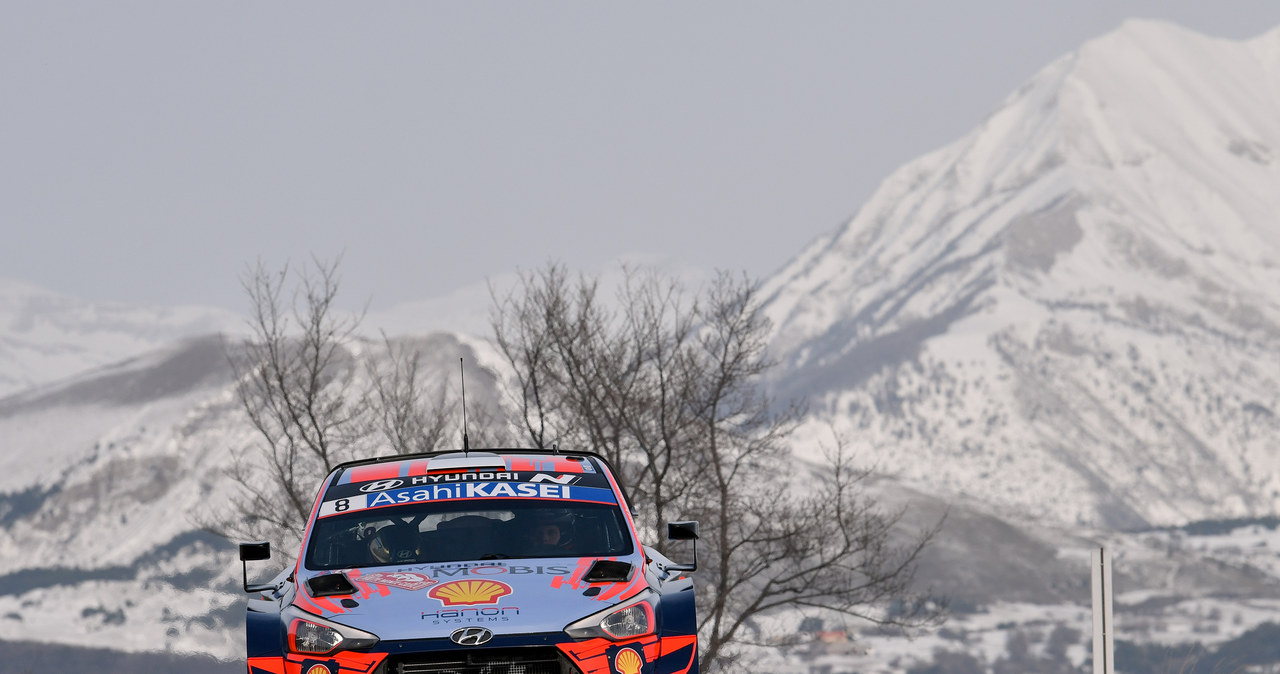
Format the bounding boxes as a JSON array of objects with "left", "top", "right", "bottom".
[{"left": 1091, "top": 547, "right": 1114, "bottom": 674}]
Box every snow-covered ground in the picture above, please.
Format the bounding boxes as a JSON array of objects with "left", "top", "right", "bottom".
[{"left": 733, "top": 520, "right": 1280, "bottom": 673}]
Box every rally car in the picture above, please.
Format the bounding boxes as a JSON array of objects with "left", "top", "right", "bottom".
[{"left": 239, "top": 449, "right": 699, "bottom": 674}]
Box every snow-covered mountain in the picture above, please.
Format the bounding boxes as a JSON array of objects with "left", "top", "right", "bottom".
[
  {"left": 765, "top": 19, "right": 1280, "bottom": 530},
  {"left": 5, "top": 18, "right": 1280, "bottom": 672},
  {"left": 0, "top": 331, "right": 504, "bottom": 659},
  {"left": 0, "top": 279, "right": 245, "bottom": 398}
]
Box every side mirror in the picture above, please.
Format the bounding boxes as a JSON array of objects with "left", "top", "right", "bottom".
[
  {"left": 665, "top": 521, "right": 699, "bottom": 572},
  {"left": 240, "top": 541, "right": 271, "bottom": 561},
  {"left": 667, "top": 521, "right": 699, "bottom": 540},
  {"left": 239, "top": 541, "right": 276, "bottom": 593}
]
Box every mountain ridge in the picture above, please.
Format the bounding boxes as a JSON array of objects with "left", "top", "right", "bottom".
[
  {"left": 0, "top": 278, "right": 246, "bottom": 399},
  {"left": 762, "top": 19, "right": 1280, "bottom": 529}
]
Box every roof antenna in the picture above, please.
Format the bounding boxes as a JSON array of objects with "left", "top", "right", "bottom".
[{"left": 459, "top": 358, "right": 470, "bottom": 454}]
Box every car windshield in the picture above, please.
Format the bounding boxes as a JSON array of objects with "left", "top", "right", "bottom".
[{"left": 305, "top": 499, "right": 634, "bottom": 570}]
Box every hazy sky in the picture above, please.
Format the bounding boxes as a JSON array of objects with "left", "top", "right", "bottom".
[{"left": 4, "top": 1, "right": 1280, "bottom": 314}]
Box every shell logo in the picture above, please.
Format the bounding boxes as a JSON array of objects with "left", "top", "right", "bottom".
[
  {"left": 614, "top": 647, "right": 644, "bottom": 674},
  {"left": 305, "top": 665, "right": 332, "bottom": 674},
  {"left": 427, "top": 579, "right": 513, "bottom": 606}
]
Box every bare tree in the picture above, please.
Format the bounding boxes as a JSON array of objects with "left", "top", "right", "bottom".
[
  {"left": 367, "top": 333, "right": 456, "bottom": 455},
  {"left": 491, "top": 263, "right": 942, "bottom": 670},
  {"left": 217, "top": 256, "right": 940, "bottom": 668},
  {"left": 212, "top": 258, "right": 477, "bottom": 555},
  {"left": 213, "top": 258, "right": 373, "bottom": 551},
  {"left": 492, "top": 266, "right": 708, "bottom": 536},
  {"left": 367, "top": 335, "right": 514, "bottom": 453}
]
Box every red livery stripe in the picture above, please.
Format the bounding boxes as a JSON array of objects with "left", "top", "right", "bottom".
[
  {"left": 506, "top": 457, "right": 586, "bottom": 473},
  {"left": 346, "top": 463, "right": 403, "bottom": 484}
]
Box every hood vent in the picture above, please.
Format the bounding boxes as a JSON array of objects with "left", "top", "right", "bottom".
[
  {"left": 307, "top": 573, "right": 358, "bottom": 598},
  {"left": 584, "top": 560, "right": 632, "bottom": 583}
]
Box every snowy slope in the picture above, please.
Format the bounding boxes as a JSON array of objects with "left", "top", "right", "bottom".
[
  {"left": 7, "top": 334, "right": 1275, "bottom": 665},
  {"left": 762, "top": 20, "right": 1280, "bottom": 529},
  {"left": 0, "top": 331, "right": 505, "bottom": 658},
  {"left": 365, "top": 253, "right": 711, "bottom": 338},
  {"left": 0, "top": 279, "right": 245, "bottom": 398},
  {"left": 0, "top": 335, "right": 250, "bottom": 654}
]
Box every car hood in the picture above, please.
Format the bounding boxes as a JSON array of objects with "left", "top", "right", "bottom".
[{"left": 294, "top": 555, "right": 649, "bottom": 641}]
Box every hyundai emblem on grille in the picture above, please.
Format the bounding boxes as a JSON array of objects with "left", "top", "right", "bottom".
[{"left": 449, "top": 627, "right": 494, "bottom": 646}]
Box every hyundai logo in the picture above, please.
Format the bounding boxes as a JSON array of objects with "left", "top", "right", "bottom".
[
  {"left": 359, "top": 479, "right": 404, "bottom": 492},
  {"left": 450, "top": 627, "right": 494, "bottom": 646}
]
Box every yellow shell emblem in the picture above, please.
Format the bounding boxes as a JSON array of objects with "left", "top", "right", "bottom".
[
  {"left": 615, "top": 647, "right": 644, "bottom": 674},
  {"left": 427, "top": 579, "right": 513, "bottom": 606}
]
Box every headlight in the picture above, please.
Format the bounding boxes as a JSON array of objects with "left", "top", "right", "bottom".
[
  {"left": 600, "top": 601, "right": 655, "bottom": 639},
  {"left": 564, "top": 591, "right": 657, "bottom": 641},
  {"left": 284, "top": 605, "right": 380, "bottom": 655},
  {"left": 292, "top": 618, "right": 343, "bottom": 654}
]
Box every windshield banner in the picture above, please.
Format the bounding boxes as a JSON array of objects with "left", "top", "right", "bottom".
[{"left": 318, "top": 481, "right": 617, "bottom": 518}]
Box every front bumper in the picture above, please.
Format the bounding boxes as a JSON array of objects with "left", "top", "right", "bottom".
[{"left": 247, "top": 631, "right": 697, "bottom": 674}]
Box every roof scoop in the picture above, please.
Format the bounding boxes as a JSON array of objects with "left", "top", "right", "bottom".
[{"left": 427, "top": 452, "right": 507, "bottom": 472}]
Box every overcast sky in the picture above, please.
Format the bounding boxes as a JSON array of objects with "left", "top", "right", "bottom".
[{"left": 4, "top": 2, "right": 1280, "bottom": 314}]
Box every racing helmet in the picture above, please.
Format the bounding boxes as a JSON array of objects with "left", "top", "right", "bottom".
[
  {"left": 369, "top": 523, "right": 419, "bottom": 564},
  {"left": 519, "top": 508, "right": 575, "bottom": 550}
]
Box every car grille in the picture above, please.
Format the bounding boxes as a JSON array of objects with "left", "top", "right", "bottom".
[{"left": 387, "top": 647, "right": 580, "bottom": 674}]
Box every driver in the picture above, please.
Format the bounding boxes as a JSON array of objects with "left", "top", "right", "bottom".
[
  {"left": 520, "top": 512, "right": 574, "bottom": 554},
  {"left": 368, "top": 523, "right": 420, "bottom": 564},
  {"left": 532, "top": 521, "right": 564, "bottom": 548}
]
